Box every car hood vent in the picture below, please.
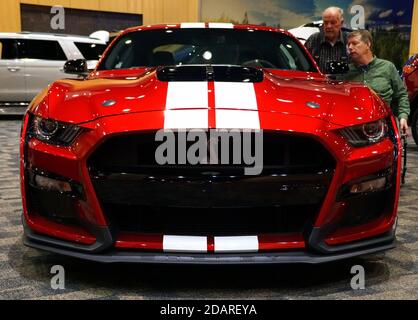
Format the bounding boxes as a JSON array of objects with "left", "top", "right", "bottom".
[{"left": 156, "top": 65, "right": 264, "bottom": 83}]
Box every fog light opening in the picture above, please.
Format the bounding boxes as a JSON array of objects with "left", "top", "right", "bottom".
[
  {"left": 349, "top": 177, "right": 387, "bottom": 194},
  {"left": 34, "top": 175, "right": 72, "bottom": 193}
]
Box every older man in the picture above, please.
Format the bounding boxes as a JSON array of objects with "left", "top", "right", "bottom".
[
  {"left": 344, "top": 30, "right": 410, "bottom": 135},
  {"left": 305, "top": 6, "right": 349, "bottom": 73}
]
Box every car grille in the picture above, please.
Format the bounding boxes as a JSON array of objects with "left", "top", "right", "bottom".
[
  {"left": 88, "top": 131, "right": 336, "bottom": 235},
  {"left": 105, "top": 204, "right": 320, "bottom": 235}
]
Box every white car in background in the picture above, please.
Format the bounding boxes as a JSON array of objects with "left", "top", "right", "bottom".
[
  {"left": 288, "top": 21, "right": 323, "bottom": 45},
  {"left": 0, "top": 32, "right": 107, "bottom": 115}
]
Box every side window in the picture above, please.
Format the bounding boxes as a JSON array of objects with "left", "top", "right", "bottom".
[
  {"left": 18, "top": 40, "right": 67, "bottom": 61},
  {"left": 74, "top": 42, "right": 106, "bottom": 60},
  {"left": 0, "top": 39, "right": 18, "bottom": 59}
]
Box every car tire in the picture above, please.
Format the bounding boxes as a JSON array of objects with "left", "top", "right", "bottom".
[{"left": 412, "top": 107, "right": 418, "bottom": 146}]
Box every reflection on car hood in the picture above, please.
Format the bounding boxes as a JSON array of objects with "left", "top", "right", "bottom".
[{"left": 31, "top": 67, "right": 389, "bottom": 128}]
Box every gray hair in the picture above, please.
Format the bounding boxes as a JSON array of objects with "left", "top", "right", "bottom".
[{"left": 323, "top": 6, "right": 344, "bottom": 22}]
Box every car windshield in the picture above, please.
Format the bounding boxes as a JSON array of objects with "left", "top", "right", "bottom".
[{"left": 98, "top": 28, "right": 318, "bottom": 72}]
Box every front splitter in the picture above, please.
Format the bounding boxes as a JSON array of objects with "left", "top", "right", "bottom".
[{"left": 23, "top": 233, "right": 396, "bottom": 265}]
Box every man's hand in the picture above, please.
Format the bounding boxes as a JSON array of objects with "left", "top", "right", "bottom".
[{"left": 400, "top": 118, "right": 409, "bottom": 137}]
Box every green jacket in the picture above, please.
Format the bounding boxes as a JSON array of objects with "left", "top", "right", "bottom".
[{"left": 344, "top": 57, "right": 410, "bottom": 120}]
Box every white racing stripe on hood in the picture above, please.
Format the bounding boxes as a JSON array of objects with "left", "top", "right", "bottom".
[
  {"left": 214, "top": 82, "right": 258, "bottom": 110},
  {"left": 164, "top": 109, "right": 209, "bottom": 129},
  {"left": 164, "top": 81, "right": 209, "bottom": 129},
  {"left": 163, "top": 235, "right": 208, "bottom": 253},
  {"left": 215, "top": 110, "right": 260, "bottom": 129},
  {"left": 166, "top": 82, "right": 209, "bottom": 110},
  {"left": 214, "top": 82, "right": 260, "bottom": 129},
  {"left": 164, "top": 81, "right": 260, "bottom": 129}
]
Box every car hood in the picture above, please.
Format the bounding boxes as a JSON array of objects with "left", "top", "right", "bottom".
[{"left": 31, "top": 67, "right": 389, "bottom": 128}]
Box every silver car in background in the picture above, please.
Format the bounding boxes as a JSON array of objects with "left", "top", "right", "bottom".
[{"left": 0, "top": 32, "right": 107, "bottom": 115}]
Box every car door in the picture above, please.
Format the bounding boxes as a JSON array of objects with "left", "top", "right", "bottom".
[
  {"left": 0, "top": 38, "right": 26, "bottom": 102},
  {"left": 19, "top": 39, "right": 68, "bottom": 101}
]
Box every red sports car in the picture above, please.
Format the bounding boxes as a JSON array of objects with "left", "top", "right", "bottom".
[
  {"left": 403, "top": 54, "right": 418, "bottom": 145},
  {"left": 21, "top": 24, "right": 401, "bottom": 264}
]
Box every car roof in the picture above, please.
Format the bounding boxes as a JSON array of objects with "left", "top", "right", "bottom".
[
  {"left": 118, "top": 23, "right": 290, "bottom": 37},
  {"left": 0, "top": 32, "right": 106, "bottom": 44},
  {"left": 112, "top": 23, "right": 298, "bottom": 49}
]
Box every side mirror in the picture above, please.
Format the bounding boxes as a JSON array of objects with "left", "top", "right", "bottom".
[
  {"left": 325, "top": 61, "right": 349, "bottom": 75},
  {"left": 63, "top": 59, "right": 88, "bottom": 75}
]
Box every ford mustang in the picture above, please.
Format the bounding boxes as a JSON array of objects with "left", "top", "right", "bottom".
[{"left": 21, "top": 23, "right": 401, "bottom": 264}]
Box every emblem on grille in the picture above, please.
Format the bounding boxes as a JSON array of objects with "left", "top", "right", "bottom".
[
  {"left": 306, "top": 101, "right": 320, "bottom": 109},
  {"left": 102, "top": 100, "right": 117, "bottom": 107}
]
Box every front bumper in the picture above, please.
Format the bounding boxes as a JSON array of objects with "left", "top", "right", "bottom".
[{"left": 23, "top": 216, "right": 396, "bottom": 264}]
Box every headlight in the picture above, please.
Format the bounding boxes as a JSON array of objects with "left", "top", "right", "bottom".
[
  {"left": 339, "top": 119, "right": 388, "bottom": 147},
  {"left": 34, "top": 117, "right": 59, "bottom": 138},
  {"left": 29, "top": 115, "right": 84, "bottom": 146}
]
